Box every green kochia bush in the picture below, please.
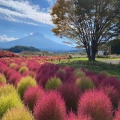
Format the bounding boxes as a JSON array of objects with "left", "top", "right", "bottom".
[
  {"left": 17, "top": 76, "right": 37, "bottom": 99},
  {"left": 0, "top": 92, "right": 23, "bottom": 118},
  {"left": 0, "top": 74, "right": 6, "bottom": 84},
  {"left": 45, "top": 77, "right": 62, "bottom": 90},
  {"left": 2, "top": 107, "right": 34, "bottom": 120},
  {"left": 99, "top": 70, "right": 111, "bottom": 77},
  {"left": 19, "top": 66, "right": 29, "bottom": 74},
  {"left": 76, "top": 77, "right": 95, "bottom": 92},
  {"left": 74, "top": 69, "right": 86, "bottom": 78}
]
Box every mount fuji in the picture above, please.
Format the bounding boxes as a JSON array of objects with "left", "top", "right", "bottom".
[{"left": 0, "top": 33, "right": 75, "bottom": 52}]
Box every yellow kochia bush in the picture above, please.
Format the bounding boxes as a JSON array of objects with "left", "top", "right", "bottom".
[
  {"left": 19, "top": 66, "right": 29, "bottom": 74},
  {"left": 0, "top": 74, "right": 6, "bottom": 83},
  {"left": 0, "top": 85, "right": 17, "bottom": 96},
  {"left": 9, "top": 63, "right": 17, "bottom": 69},
  {"left": 0, "top": 91, "right": 23, "bottom": 118},
  {"left": 2, "top": 107, "right": 34, "bottom": 120},
  {"left": 17, "top": 76, "right": 37, "bottom": 99}
]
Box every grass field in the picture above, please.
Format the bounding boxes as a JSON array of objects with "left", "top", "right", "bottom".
[{"left": 53, "top": 57, "right": 120, "bottom": 78}]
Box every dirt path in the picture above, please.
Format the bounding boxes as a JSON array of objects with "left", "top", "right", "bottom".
[{"left": 98, "top": 59, "right": 120, "bottom": 64}]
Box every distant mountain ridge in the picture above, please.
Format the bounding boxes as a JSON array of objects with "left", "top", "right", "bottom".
[
  {"left": 7, "top": 45, "right": 40, "bottom": 53},
  {"left": 0, "top": 33, "right": 76, "bottom": 52}
]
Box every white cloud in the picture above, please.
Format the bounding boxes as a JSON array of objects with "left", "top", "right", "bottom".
[
  {"left": 1, "top": 15, "right": 38, "bottom": 26},
  {"left": 29, "top": 32, "right": 34, "bottom": 35},
  {"left": 0, "top": 35, "right": 19, "bottom": 42},
  {"left": 0, "top": 0, "right": 52, "bottom": 25}
]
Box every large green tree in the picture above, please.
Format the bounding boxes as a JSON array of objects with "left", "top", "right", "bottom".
[{"left": 51, "top": 0, "right": 120, "bottom": 61}]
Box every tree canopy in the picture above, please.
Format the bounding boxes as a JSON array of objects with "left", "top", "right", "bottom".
[{"left": 51, "top": 0, "right": 120, "bottom": 61}]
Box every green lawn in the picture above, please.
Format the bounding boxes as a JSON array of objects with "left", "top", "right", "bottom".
[{"left": 52, "top": 57, "right": 120, "bottom": 79}]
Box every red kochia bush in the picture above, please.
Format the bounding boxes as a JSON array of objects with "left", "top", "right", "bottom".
[
  {"left": 36, "top": 63, "right": 59, "bottom": 87},
  {"left": 99, "top": 85, "right": 119, "bottom": 109},
  {"left": 100, "top": 76, "right": 120, "bottom": 92},
  {"left": 113, "top": 110, "right": 120, "bottom": 120},
  {"left": 23, "top": 71, "right": 36, "bottom": 78},
  {"left": 64, "top": 112, "right": 92, "bottom": 120},
  {"left": 78, "top": 90, "right": 113, "bottom": 120},
  {"left": 58, "top": 83, "right": 81, "bottom": 112},
  {"left": 8, "top": 71, "right": 22, "bottom": 86},
  {"left": 34, "top": 91, "right": 66, "bottom": 120},
  {"left": 23, "top": 86, "right": 44, "bottom": 111}
]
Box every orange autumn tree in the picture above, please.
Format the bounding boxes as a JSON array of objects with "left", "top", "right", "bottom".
[{"left": 51, "top": 0, "right": 120, "bottom": 61}]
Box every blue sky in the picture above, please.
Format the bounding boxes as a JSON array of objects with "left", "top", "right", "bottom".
[{"left": 0, "top": 0, "right": 72, "bottom": 45}]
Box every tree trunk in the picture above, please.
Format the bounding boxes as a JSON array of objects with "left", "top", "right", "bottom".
[
  {"left": 86, "top": 47, "right": 92, "bottom": 61},
  {"left": 86, "top": 46, "right": 97, "bottom": 62},
  {"left": 91, "top": 46, "right": 97, "bottom": 62}
]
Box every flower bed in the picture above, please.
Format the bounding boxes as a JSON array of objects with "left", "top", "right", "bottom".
[{"left": 0, "top": 56, "right": 120, "bottom": 120}]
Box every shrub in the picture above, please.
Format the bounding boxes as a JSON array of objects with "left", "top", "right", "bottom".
[
  {"left": 63, "top": 66, "right": 76, "bottom": 83},
  {"left": 89, "top": 75, "right": 99, "bottom": 87},
  {"left": 64, "top": 112, "right": 92, "bottom": 120},
  {"left": 27, "top": 60, "right": 40, "bottom": 72},
  {"left": 99, "top": 70, "right": 111, "bottom": 77},
  {"left": 8, "top": 71, "right": 22, "bottom": 86},
  {"left": 17, "top": 76, "right": 37, "bottom": 99},
  {"left": 34, "top": 91, "right": 66, "bottom": 120},
  {"left": 23, "top": 71, "right": 36, "bottom": 78},
  {"left": 9, "top": 63, "right": 17, "bottom": 69},
  {"left": 100, "top": 76, "right": 120, "bottom": 92},
  {"left": 0, "top": 74, "right": 6, "bottom": 83},
  {"left": 58, "top": 83, "right": 81, "bottom": 112},
  {"left": 99, "top": 85, "right": 119, "bottom": 109},
  {"left": 19, "top": 66, "right": 29, "bottom": 74},
  {"left": 76, "top": 77, "right": 95, "bottom": 92},
  {"left": 2, "top": 107, "right": 34, "bottom": 120},
  {"left": 36, "top": 63, "right": 59, "bottom": 87},
  {"left": 74, "top": 69, "right": 86, "bottom": 78},
  {"left": 0, "top": 92, "right": 23, "bottom": 118},
  {"left": 56, "top": 69, "right": 66, "bottom": 82},
  {"left": 96, "top": 71, "right": 109, "bottom": 84},
  {"left": 0, "top": 83, "right": 5, "bottom": 87},
  {"left": 113, "top": 110, "right": 120, "bottom": 120},
  {"left": 78, "top": 90, "right": 113, "bottom": 120},
  {"left": 0, "top": 84, "right": 17, "bottom": 96},
  {"left": 85, "top": 70, "right": 95, "bottom": 77},
  {"left": 2, "top": 67, "right": 12, "bottom": 80},
  {"left": 23, "top": 86, "right": 44, "bottom": 111},
  {"left": 45, "top": 77, "right": 62, "bottom": 90}
]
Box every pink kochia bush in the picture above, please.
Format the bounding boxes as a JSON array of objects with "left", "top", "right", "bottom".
[
  {"left": 64, "top": 112, "right": 92, "bottom": 120},
  {"left": 78, "top": 90, "right": 113, "bottom": 120},
  {"left": 58, "top": 83, "right": 81, "bottom": 112},
  {"left": 34, "top": 91, "right": 66, "bottom": 120},
  {"left": 23, "top": 86, "right": 44, "bottom": 111}
]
